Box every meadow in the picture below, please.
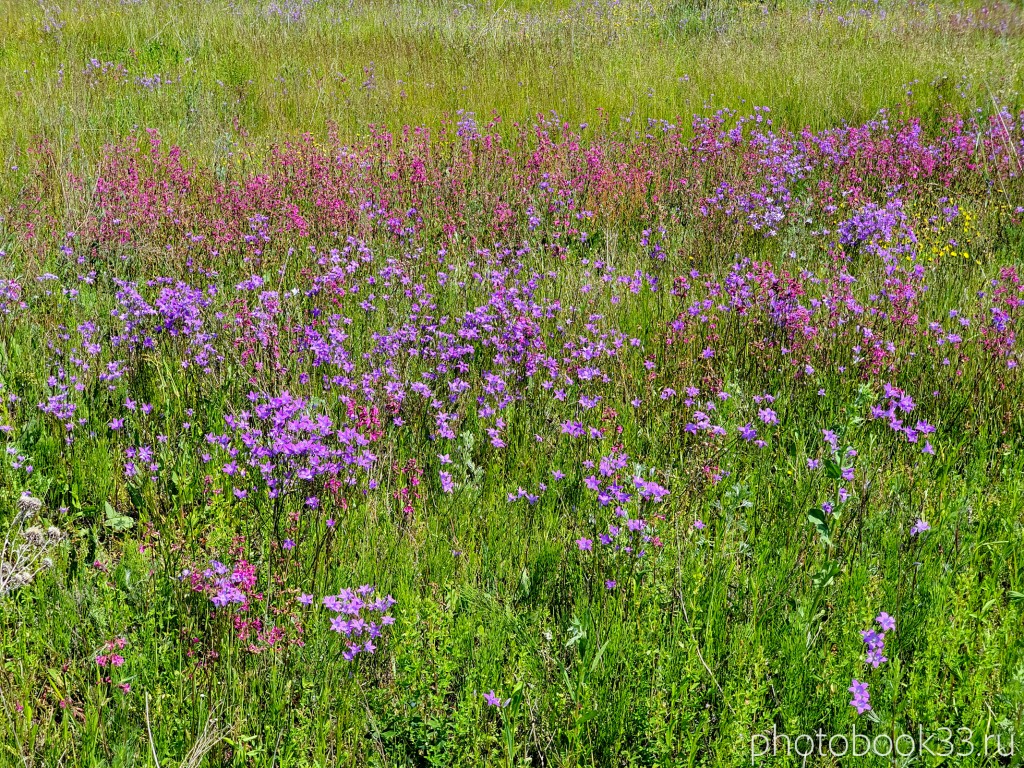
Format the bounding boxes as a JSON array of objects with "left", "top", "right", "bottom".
[{"left": 1, "top": 0, "right": 1024, "bottom": 766}]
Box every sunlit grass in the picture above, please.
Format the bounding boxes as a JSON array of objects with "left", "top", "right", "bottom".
[{"left": 0, "top": 0, "right": 1021, "bottom": 162}]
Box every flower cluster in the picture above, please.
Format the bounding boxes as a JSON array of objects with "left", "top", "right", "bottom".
[
  {"left": 848, "top": 679, "right": 871, "bottom": 715},
  {"left": 95, "top": 637, "right": 132, "bottom": 693},
  {"left": 323, "top": 586, "right": 396, "bottom": 661},
  {"left": 849, "top": 612, "right": 896, "bottom": 715},
  {"left": 95, "top": 637, "right": 128, "bottom": 669},
  {"left": 870, "top": 383, "right": 936, "bottom": 454},
  {"left": 181, "top": 559, "right": 260, "bottom": 609}
]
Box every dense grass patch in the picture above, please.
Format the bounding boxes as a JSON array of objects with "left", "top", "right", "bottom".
[{"left": 0, "top": 0, "right": 1022, "bottom": 159}]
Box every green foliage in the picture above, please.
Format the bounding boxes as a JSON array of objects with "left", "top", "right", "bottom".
[{"left": 0, "top": 0, "right": 1020, "bottom": 163}]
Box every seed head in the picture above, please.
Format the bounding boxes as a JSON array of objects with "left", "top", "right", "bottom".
[
  {"left": 23, "top": 526, "right": 45, "bottom": 546},
  {"left": 17, "top": 492, "right": 42, "bottom": 519}
]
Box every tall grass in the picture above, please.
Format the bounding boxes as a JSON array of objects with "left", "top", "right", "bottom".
[{"left": 0, "top": 0, "right": 1022, "bottom": 161}]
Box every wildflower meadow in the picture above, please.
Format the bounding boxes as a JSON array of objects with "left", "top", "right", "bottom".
[{"left": 1, "top": 0, "right": 1024, "bottom": 765}]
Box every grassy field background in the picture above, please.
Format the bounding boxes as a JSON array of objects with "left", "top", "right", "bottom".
[
  {"left": 0, "top": 1, "right": 1023, "bottom": 767},
  {"left": 1, "top": 0, "right": 1022, "bottom": 159}
]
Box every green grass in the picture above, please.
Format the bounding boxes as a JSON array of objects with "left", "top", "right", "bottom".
[{"left": 0, "top": 0, "right": 1022, "bottom": 162}]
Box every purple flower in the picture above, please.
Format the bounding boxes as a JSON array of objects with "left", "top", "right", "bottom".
[
  {"left": 823, "top": 429, "right": 840, "bottom": 451},
  {"left": 848, "top": 679, "right": 871, "bottom": 714},
  {"left": 605, "top": 580, "right": 616, "bottom": 590},
  {"left": 910, "top": 519, "right": 930, "bottom": 536},
  {"left": 738, "top": 423, "right": 757, "bottom": 441},
  {"left": 561, "top": 420, "right": 585, "bottom": 437},
  {"left": 483, "top": 690, "right": 509, "bottom": 708},
  {"left": 861, "top": 629, "right": 885, "bottom": 650},
  {"left": 875, "top": 612, "right": 896, "bottom": 632},
  {"left": 298, "top": 593, "right": 314, "bottom": 606},
  {"left": 576, "top": 538, "right": 593, "bottom": 551},
  {"left": 633, "top": 477, "right": 670, "bottom": 502},
  {"left": 282, "top": 539, "right": 295, "bottom": 550},
  {"left": 439, "top": 471, "right": 455, "bottom": 494},
  {"left": 866, "top": 647, "right": 888, "bottom": 668}
]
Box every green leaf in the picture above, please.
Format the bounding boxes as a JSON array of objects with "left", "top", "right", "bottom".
[
  {"left": 807, "top": 507, "right": 831, "bottom": 546},
  {"left": 824, "top": 458, "right": 842, "bottom": 480},
  {"left": 104, "top": 501, "right": 135, "bottom": 532},
  {"left": 812, "top": 560, "right": 840, "bottom": 590},
  {"left": 519, "top": 567, "right": 531, "bottom": 598},
  {"left": 565, "top": 615, "right": 586, "bottom": 649}
]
